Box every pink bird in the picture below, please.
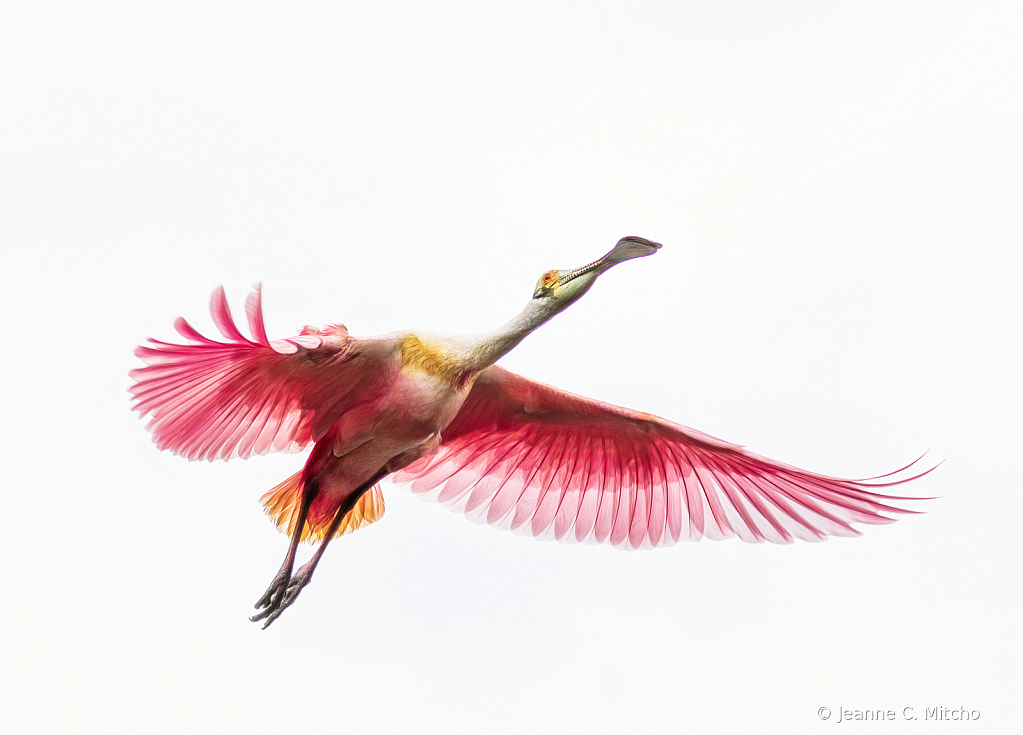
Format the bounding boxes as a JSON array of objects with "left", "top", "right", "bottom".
[{"left": 131, "top": 237, "right": 929, "bottom": 627}]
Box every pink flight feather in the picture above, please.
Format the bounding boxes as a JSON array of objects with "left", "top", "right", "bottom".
[
  {"left": 393, "top": 366, "right": 931, "bottom": 548},
  {"left": 131, "top": 287, "right": 380, "bottom": 461}
]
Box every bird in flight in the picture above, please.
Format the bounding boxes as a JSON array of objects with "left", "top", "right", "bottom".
[{"left": 131, "top": 237, "right": 929, "bottom": 628}]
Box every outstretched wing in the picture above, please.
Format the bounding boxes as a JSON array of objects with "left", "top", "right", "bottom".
[
  {"left": 393, "top": 366, "right": 930, "bottom": 548},
  {"left": 131, "top": 286, "right": 395, "bottom": 461}
]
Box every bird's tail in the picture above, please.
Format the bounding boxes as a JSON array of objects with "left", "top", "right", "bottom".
[{"left": 260, "top": 471, "right": 386, "bottom": 544}]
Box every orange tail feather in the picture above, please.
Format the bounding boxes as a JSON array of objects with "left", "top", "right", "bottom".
[{"left": 260, "top": 471, "right": 386, "bottom": 544}]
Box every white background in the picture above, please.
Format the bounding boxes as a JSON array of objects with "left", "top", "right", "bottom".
[{"left": 1, "top": 1, "right": 1019, "bottom": 732}]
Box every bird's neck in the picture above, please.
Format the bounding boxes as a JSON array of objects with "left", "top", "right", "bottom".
[
  {"left": 487, "top": 299, "right": 560, "bottom": 362},
  {"left": 405, "top": 300, "right": 563, "bottom": 388},
  {"left": 451, "top": 299, "right": 560, "bottom": 375}
]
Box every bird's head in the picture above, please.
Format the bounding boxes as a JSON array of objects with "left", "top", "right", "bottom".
[{"left": 532, "top": 236, "right": 662, "bottom": 307}]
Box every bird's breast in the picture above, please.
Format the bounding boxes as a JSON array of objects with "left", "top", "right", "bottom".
[
  {"left": 326, "top": 361, "right": 472, "bottom": 477},
  {"left": 321, "top": 333, "right": 476, "bottom": 474},
  {"left": 385, "top": 365, "right": 470, "bottom": 438}
]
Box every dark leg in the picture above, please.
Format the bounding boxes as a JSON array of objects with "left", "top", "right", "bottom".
[
  {"left": 251, "top": 478, "right": 318, "bottom": 618},
  {"left": 252, "top": 469, "right": 387, "bottom": 629}
]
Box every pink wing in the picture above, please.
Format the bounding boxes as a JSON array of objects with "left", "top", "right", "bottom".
[
  {"left": 393, "top": 366, "right": 930, "bottom": 548},
  {"left": 131, "top": 286, "right": 395, "bottom": 461}
]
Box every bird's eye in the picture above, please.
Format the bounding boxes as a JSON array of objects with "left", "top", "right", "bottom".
[{"left": 543, "top": 273, "right": 553, "bottom": 283}]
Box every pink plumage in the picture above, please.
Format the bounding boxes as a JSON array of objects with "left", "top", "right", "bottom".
[
  {"left": 132, "top": 285, "right": 373, "bottom": 461},
  {"left": 131, "top": 237, "right": 932, "bottom": 627},
  {"left": 393, "top": 366, "right": 928, "bottom": 548}
]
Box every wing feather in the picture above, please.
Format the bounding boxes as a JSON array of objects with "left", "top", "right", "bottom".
[
  {"left": 393, "top": 365, "right": 930, "bottom": 548},
  {"left": 594, "top": 435, "right": 622, "bottom": 545},
  {"left": 532, "top": 430, "right": 578, "bottom": 539},
  {"left": 131, "top": 286, "right": 394, "bottom": 461},
  {"left": 554, "top": 437, "right": 591, "bottom": 542},
  {"left": 646, "top": 443, "right": 668, "bottom": 548},
  {"left": 571, "top": 435, "right": 602, "bottom": 543}
]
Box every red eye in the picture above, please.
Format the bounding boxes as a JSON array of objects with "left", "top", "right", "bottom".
[{"left": 543, "top": 273, "right": 552, "bottom": 283}]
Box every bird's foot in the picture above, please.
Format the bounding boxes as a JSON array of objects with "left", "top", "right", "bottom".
[
  {"left": 252, "top": 567, "right": 291, "bottom": 613},
  {"left": 250, "top": 563, "right": 314, "bottom": 629}
]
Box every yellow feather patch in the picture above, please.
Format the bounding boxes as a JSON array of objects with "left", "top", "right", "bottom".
[{"left": 398, "top": 333, "right": 463, "bottom": 384}]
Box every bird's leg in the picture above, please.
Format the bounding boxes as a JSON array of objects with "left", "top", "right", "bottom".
[
  {"left": 253, "top": 469, "right": 388, "bottom": 629},
  {"left": 251, "top": 478, "right": 317, "bottom": 617}
]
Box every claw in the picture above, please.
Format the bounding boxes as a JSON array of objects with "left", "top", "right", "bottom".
[
  {"left": 250, "top": 563, "right": 314, "bottom": 628},
  {"left": 250, "top": 604, "right": 278, "bottom": 623},
  {"left": 253, "top": 568, "right": 291, "bottom": 611}
]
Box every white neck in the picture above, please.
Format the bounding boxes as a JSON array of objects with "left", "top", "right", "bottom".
[{"left": 456, "top": 298, "right": 561, "bottom": 373}]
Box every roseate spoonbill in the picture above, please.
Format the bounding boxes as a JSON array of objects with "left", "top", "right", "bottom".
[{"left": 131, "top": 237, "right": 929, "bottom": 627}]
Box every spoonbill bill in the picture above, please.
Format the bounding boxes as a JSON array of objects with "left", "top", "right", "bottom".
[{"left": 131, "top": 237, "right": 929, "bottom": 627}]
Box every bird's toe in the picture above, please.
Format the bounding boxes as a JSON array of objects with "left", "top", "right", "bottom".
[
  {"left": 253, "top": 569, "right": 292, "bottom": 611},
  {"left": 254, "top": 576, "right": 309, "bottom": 628}
]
